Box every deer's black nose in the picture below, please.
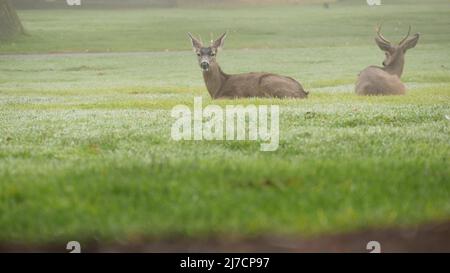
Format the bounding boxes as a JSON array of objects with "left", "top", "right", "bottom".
[{"left": 200, "top": 62, "right": 209, "bottom": 70}]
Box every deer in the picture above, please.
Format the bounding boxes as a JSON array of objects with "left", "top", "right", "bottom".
[
  {"left": 355, "top": 25, "right": 420, "bottom": 96},
  {"left": 188, "top": 32, "right": 308, "bottom": 99}
]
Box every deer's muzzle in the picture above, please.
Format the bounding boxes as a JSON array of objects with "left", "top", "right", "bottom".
[{"left": 200, "top": 61, "right": 209, "bottom": 71}]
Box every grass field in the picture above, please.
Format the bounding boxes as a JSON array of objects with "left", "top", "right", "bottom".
[{"left": 0, "top": 0, "right": 449, "bottom": 246}]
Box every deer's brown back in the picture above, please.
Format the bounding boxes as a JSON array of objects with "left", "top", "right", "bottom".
[
  {"left": 216, "top": 72, "right": 308, "bottom": 99},
  {"left": 356, "top": 66, "right": 406, "bottom": 96}
]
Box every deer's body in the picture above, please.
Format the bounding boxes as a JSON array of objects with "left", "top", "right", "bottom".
[
  {"left": 189, "top": 32, "right": 308, "bottom": 99},
  {"left": 356, "top": 66, "right": 405, "bottom": 95},
  {"left": 203, "top": 62, "right": 307, "bottom": 99},
  {"left": 355, "top": 26, "right": 419, "bottom": 96}
]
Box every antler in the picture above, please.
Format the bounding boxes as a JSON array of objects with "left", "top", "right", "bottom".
[
  {"left": 188, "top": 32, "right": 203, "bottom": 48},
  {"left": 376, "top": 24, "right": 391, "bottom": 44},
  {"left": 398, "top": 25, "right": 411, "bottom": 45}
]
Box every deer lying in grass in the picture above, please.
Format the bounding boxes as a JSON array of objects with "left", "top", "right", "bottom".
[
  {"left": 188, "top": 32, "right": 308, "bottom": 99},
  {"left": 356, "top": 25, "right": 420, "bottom": 96}
]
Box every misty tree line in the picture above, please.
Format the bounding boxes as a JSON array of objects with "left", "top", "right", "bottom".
[
  {"left": 1, "top": 0, "right": 218, "bottom": 40},
  {"left": 4, "top": 0, "right": 252, "bottom": 8},
  {"left": 0, "top": 0, "right": 26, "bottom": 41},
  {"left": 9, "top": 0, "right": 331, "bottom": 9},
  {"left": 8, "top": 1, "right": 254, "bottom": 8},
  {"left": 1, "top": 0, "right": 335, "bottom": 41}
]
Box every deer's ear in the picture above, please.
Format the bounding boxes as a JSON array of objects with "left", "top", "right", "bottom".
[
  {"left": 401, "top": 33, "right": 420, "bottom": 51},
  {"left": 212, "top": 32, "right": 227, "bottom": 50},
  {"left": 375, "top": 37, "right": 392, "bottom": 52},
  {"left": 188, "top": 33, "right": 202, "bottom": 51}
]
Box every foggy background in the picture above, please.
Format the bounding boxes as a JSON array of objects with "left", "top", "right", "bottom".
[{"left": 13, "top": 0, "right": 335, "bottom": 8}]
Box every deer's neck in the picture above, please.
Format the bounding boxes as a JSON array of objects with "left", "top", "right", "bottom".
[
  {"left": 384, "top": 56, "right": 405, "bottom": 78},
  {"left": 202, "top": 62, "right": 228, "bottom": 99}
]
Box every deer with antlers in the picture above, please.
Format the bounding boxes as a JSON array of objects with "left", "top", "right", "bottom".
[
  {"left": 356, "top": 25, "right": 420, "bottom": 95},
  {"left": 188, "top": 32, "right": 309, "bottom": 99}
]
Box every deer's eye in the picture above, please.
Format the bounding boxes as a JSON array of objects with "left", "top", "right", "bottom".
[
  {"left": 196, "top": 53, "right": 201, "bottom": 56},
  {"left": 211, "top": 52, "right": 216, "bottom": 56}
]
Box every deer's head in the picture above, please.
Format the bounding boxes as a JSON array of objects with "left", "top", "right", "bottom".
[
  {"left": 375, "top": 25, "right": 420, "bottom": 68},
  {"left": 188, "top": 32, "right": 227, "bottom": 72}
]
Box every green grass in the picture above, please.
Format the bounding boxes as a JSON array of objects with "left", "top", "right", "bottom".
[
  {"left": 0, "top": 0, "right": 449, "bottom": 244},
  {"left": 2, "top": 0, "right": 450, "bottom": 53}
]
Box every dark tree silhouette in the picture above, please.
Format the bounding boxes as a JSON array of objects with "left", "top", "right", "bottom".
[{"left": 0, "top": 0, "right": 26, "bottom": 41}]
